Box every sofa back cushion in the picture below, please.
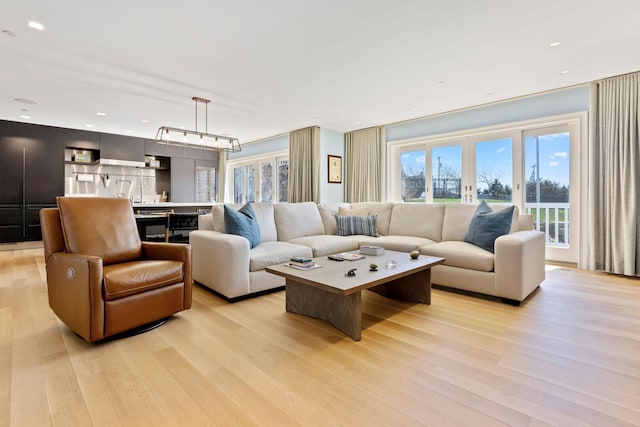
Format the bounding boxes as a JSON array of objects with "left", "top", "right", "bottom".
[
  {"left": 212, "top": 202, "right": 277, "bottom": 242},
  {"left": 274, "top": 202, "right": 325, "bottom": 241},
  {"left": 317, "top": 204, "right": 338, "bottom": 235},
  {"left": 349, "top": 202, "right": 394, "bottom": 235},
  {"left": 442, "top": 203, "right": 519, "bottom": 241},
  {"left": 389, "top": 203, "right": 445, "bottom": 241},
  {"left": 57, "top": 197, "right": 142, "bottom": 265}
]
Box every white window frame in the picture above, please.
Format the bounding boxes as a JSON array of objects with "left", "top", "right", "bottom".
[{"left": 225, "top": 150, "right": 289, "bottom": 204}]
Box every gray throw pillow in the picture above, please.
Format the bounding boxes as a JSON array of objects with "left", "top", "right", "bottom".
[
  {"left": 224, "top": 203, "right": 261, "bottom": 248},
  {"left": 464, "top": 201, "right": 514, "bottom": 253},
  {"left": 335, "top": 215, "right": 380, "bottom": 237}
]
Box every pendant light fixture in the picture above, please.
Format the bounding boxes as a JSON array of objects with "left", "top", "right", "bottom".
[{"left": 155, "top": 96, "right": 241, "bottom": 152}]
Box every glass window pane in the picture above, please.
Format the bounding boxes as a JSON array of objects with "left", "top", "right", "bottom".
[
  {"left": 195, "top": 166, "right": 216, "bottom": 203},
  {"left": 525, "top": 132, "right": 570, "bottom": 247},
  {"left": 400, "top": 150, "right": 425, "bottom": 203},
  {"left": 475, "top": 138, "right": 512, "bottom": 203},
  {"left": 233, "top": 167, "right": 242, "bottom": 203},
  {"left": 244, "top": 164, "right": 256, "bottom": 203},
  {"left": 260, "top": 162, "right": 273, "bottom": 202},
  {"left": 432, "top": 145, "right": 462, "bottom": 203},
  {"left": 277, "top": 159, "right": 288, "bottom": 203}
]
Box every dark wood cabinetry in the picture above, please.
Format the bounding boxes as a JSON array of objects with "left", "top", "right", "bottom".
[{"left": 101, "top": 134, "right": 145, "bottom": 162}]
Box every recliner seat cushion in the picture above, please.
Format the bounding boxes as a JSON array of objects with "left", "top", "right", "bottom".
[
  {"left": 103, "top": 260, "right": 184, "bottom": 300},
  {"left": 57, "top": 197, "right": 142, "bottom": 265}
]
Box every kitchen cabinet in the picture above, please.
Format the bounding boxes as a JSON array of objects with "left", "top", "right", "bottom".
[
  {"left": 170, "top": 157, "right": 195, "bottom": 202},
  {"left": 25, "top": 139, "right": 64, "bottom": 204},
  {"left": 101, "top": 133, "right": 145, "bottom": 162},
  {"left": 0, "top": 137, "right": 24, "bottom": 204}
]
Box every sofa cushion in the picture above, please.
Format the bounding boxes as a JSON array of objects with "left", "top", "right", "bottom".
[
  {"left": 250, "top": 203, "right": 278, "bottom": 242},
  {"left": 350, "top": 202, "right": 394, "bottom": 235},
  {"left": 224, "top": 204, "right": 260, "bottom": 248},
  {"left": 358, "top": 235, "right": 437, "bottom": 253},
  {"left": 464, "top": 201, "right": 514, "bottom": 253},
  {"left": 335, "top": 215, "right": 380, "bottom": 237},
  {"left": 103, "top": 260, "right": 184, "bottom": 300},
  {"left": 389, "top": 203, "right": 445, "bottom": 241},
  {"left": 317, "top": 204, "right": 338, "bottom": 235},
  {"left": 420, "top": 241, "right": 494, "bottom": 272},
  {"left": 288, "top": 235, "right": 359, "bottom": 257},
  {"left": 274, "top": 202, "right": 325, "bottom": 241},
  {"left": 338, "top": 206, "right": 369, "bottom": 216},
  {"left": 211, "top": 203, "right": 241, "bottom": 232},
  {"left": 249, "top": 241, "right": 313, "bottom": 272}
]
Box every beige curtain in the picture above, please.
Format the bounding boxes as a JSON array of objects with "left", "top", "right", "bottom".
[
  {"left": 218, "top": 151, "right": 226, "bottom": 202},
  {"left": 288, "top": 126, "right": 320, "bottom": 202},
  {"left": 587, "top": 72, "right": 640, "bottom": 276},
  {"left": 345, "top": 126, "right": 383, "bottom": 202}
]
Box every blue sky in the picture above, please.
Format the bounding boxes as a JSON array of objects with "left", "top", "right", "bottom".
[{"left": 400, "top": 132, "right": 570, "bottom": 188}]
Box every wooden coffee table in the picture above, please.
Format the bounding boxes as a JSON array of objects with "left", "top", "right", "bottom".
[{"left": 265, "top": 250, "right": 444, "bottom": 341}]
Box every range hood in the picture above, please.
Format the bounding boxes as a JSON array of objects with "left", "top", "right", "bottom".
[{"left": 99, "top": 158, "right": 146, "bottom": 168}]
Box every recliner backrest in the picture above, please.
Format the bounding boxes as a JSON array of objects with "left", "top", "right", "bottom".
[{"left": 57, "top": 197, "right": 142, "bottom": 265}]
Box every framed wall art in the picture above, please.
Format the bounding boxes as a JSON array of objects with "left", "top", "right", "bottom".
[{"left": 328, "top": 155, "right": 342, "bottom": 183}]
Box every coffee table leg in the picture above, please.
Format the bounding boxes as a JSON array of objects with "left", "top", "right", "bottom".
[
  {"left": 286, "top": 279, "right": 362, "bottom": 341},
  {"left": 369, "top": 268, "right": 431, "bottom": 304}
]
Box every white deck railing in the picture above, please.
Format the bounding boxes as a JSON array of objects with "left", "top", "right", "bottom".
[{"left": 524, "top": 203, "right": 570, "bottom": 247}]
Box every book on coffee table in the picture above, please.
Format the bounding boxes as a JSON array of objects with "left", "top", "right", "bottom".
[
  {"left": 285, "top": 263, "right": 323, "bottom": 271},
  {"left": 335, "top": 253, "right": 365, "bottom": 261}
]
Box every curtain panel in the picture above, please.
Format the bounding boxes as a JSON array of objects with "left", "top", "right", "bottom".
[
  {"left": 288, "top": 126, "right": 320, "bottom": 203},
  {"left": 345, "top": 127, "right": 384, "bottom": 202},
  {"left": 587, "top": 72, "right": 640, "bottom": 276}
]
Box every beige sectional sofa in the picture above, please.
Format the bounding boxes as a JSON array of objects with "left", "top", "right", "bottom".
[{"left": 189, "top": 201, "right": 545, "bottom": 305}]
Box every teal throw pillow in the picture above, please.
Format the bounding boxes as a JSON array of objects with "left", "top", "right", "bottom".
[
  {"left": 224, "top": 203, "right": 261, "bottom": 248},
  {"left": 335, "top": 215, "right": 380, "bottom": 237},
  {"left": 464, "top": 201, "right": 514, "bottom": 253}
]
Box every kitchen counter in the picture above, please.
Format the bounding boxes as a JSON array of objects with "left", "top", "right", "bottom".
[{"left": 131, "top": 202, "right": 212, "bottom": 208}]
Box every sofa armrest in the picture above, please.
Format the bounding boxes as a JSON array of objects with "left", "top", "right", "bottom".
[
  {"left": 46, "top": 252, "right": 105, "bottom": 342},
  {"left": 141, "top": 242, "right": 192, "bottom": 309},
  {"left": 188, "top": 230, "right": 251, "bottom": 298},
  {"left": 494, "top": 230, "right": 546, "bottom": 301}
]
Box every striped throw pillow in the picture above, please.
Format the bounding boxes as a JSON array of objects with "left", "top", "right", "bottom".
[{"left": 335, "top": 215, "right": 380, "bottom": 237}]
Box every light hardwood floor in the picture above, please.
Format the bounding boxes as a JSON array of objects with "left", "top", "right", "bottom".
[{"left": 1, "top": 248, "right": 639, "bottom": 427}]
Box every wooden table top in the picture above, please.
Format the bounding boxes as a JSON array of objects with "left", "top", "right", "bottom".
[{"left": 266, "top": 250, "right": 444, "bottom": 295}]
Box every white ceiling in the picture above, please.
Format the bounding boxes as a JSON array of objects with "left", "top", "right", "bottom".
[{"left": 1, "top": 0, "right": 639, "bottom": 145}]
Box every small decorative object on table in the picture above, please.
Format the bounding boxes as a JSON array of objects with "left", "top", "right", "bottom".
[
  {"left": 385, "top": 259, "right": 397, "bottom": 268},
  {"left": 345, "top": 268, "right": 357, "bottom": 277},
  {"left": 369, "top": 263, "right": 378, "bottom": 271},
  {"left": 410, "top": 250, "right": 420, "bottom": 259}
]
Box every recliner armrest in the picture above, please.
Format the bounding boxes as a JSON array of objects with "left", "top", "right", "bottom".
[
  {"left": 46, "top": 252, "right": 105, "bottom": 342},
  {"left": 141, "top": 242, "right": 192, "bottom": 309}
]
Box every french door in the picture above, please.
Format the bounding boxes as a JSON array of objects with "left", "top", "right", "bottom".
[
  {"left": 393, "top": 121, "right": 580, "bottom": 263},
  {"left": 230, "top": 153, "right": 289, "bottom": 204},
  {"left": 399, "top": 135, "right": 515, "bottom": 205}
]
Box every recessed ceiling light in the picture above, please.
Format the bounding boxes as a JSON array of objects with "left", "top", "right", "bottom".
[
  {"left": 141, "top": 119, "right": 149, "bottom": 123},
  {"left": 559, "top": 70, "right": 570, "bottom": 75},
  {"left": 487, "top": 90, "right": 496, "bottom": 95},
  {"left": 412, "top": 107, "right": 420, "bottom": 112},
  {"left": 125, "top": 130, "right": 134, "bottom": 133},
  {"left": 549, "top": 41, "right": 561, "bottom": 48},
  {"left": 437, "top": 81, "right": 447, "bottom": 86},
  {"left": 14, "top": 97, "right": 37, "bottom": 105},
  {"left": 20, "top": 108, "right": 29, "bottom": 112},
  {"left": 2, "top": 30, "right": 16, "bottom": 37},
  {"left": 85, "top": 124, "right": 94, "bottom": 128},
  {"left": 20, "top": 115, "right": 31, "bottom": 119},
  {"left": 28, "top": 21, "right": 44, "bottom": 31},
  {"left": 96, "top": 112, "right": 107, "bottom": 116}
]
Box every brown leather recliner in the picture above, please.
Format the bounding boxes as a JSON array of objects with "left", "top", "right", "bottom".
[{"left": 40, "top": 197, "right": 192, "bottom": 343}]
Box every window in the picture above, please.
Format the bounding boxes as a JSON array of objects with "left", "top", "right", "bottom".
[
  {"left": 227, "top": 151, "right": 289, "bottom": 204},
  {"left": 389, "top": 114, "right": 582, "bottom": 263},
  {"left": 195, "top": 165, "right": 216, "bottom": 203}
]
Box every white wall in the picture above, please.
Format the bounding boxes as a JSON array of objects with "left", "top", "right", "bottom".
[
  {"left": 319, "top": 128, "right": 345, "bottom": 208},
  {"left": 229, "top": 134, "right": 289, "bottom": 160}
]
